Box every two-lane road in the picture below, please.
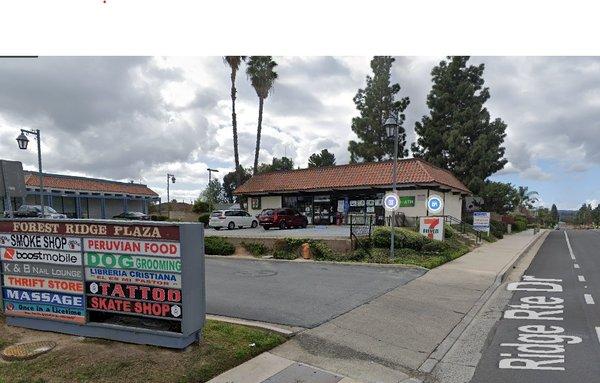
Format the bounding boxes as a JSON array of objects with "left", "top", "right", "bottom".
[{"left": 471, "top": 230, "right": 600, "bottom": 382}]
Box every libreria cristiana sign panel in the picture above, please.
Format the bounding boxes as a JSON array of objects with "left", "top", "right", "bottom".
[{"left": 0, "top": 219, "right": 205, "bottom": 349}]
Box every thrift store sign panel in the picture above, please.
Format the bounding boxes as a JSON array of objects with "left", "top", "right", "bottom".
[{"left": 0, "top": 220, "right": 203, "bottom": 348}]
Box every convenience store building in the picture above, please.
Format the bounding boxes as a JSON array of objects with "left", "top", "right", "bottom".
[{"left": 234, "top": 159, "right": 471, "bottom": 226}]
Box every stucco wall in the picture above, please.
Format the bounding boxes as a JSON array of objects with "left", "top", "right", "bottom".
[{"left": 248, "top": 196, "right": 282, "bottom": 217}]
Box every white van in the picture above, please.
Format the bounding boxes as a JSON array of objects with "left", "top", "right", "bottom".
[{"left": 209, "top": 210, "right": 259, "bottom": 230}]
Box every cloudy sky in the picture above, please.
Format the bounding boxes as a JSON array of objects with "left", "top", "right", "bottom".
[{"left": 0, "top": 56, "right": 598, "bottom": 210}]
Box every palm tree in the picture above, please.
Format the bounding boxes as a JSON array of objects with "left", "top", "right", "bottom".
[
  {"left": 517, "top": 186, "right": 539, "bottom": 209},
  {"left": 246, "top": 56, "right": 278, "bottom": 174},
  {"left": 224, "top": 56, "right": 246, "bottom": 186}
]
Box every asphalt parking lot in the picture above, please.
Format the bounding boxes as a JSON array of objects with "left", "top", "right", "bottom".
[
  {"left": 206, "top": 257, "right": 426, "bottom": 328},
  {"left": 204, "top": 225, "right": 350, "bottom": 239}
]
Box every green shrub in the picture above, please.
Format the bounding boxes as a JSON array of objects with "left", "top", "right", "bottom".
[
  {"left": 309, "top": 241, "right": 336, "bottom": 261},
  {"left": 151, "top": 215, "right": 168, "bottom": 221},
  {"left": 490, "top": 221, "right": 506, "bottom": 239},
  {"left": 192, "top": 200, "right": 210, "bottom": 214},
  {"left": 272, "top": 250, "right": 298, "bottom": 260},
  {"left": 372, "top": 227, "right": 432, "bottom": 251},
  {"left": 513, "top": 217, "right": 528, "bottom": 232},
  {"left": 444, "top": 224, "right": 455, "bottom": 239},
  {"left": 242, "top": 242, "right": 267, "bottom": 257},
  {"left": 204, "top": 236, "right": 235, "bottom": 255},
  {"left": 198, "top": 213, "right": 210, "bottom": 227},
  {"left": 422, "top": 240, "right": 451, "bottom": 254}
]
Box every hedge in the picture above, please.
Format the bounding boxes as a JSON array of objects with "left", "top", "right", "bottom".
[
  {"left": 204, "top": 236, "right": 235, "bottom": 255},
  {"left": 241, "top": 242, "right": 268, "bottom": 257},
  {"left": 490, "top": 221, "right": 506, "bottom": 239},
  {"left": 372, "top": 227, "right": 431, "bottom": 250},
  {"left": 198, "top": 213, "right": 210, "bottom": 227}
]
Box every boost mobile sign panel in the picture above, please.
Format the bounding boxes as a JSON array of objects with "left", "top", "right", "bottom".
[{"left": 0, "top": 219, "right": 205, "bottom": 349}]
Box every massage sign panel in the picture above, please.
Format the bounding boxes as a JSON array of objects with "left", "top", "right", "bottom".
[{"left": 0, "top": 220, "right": 205, "bottom": 349}]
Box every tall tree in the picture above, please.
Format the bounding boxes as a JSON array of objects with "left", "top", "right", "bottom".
[
  {"left": 222, "top": 166, "right": 252, "bottom": 203},
  {"left": 550, "top": 204, "right": 560, "bottom": 224},
  {"left": 478, "top": 181, "right": 519, "bottom": 214},
  {"left": 256, "top": 157, "right": 294, "bottom": 174},
  {"left": 516, "top": 186, "right": 539, "bottom": 209},
  {"left": 201, "top": 179, "right": 226, "bottom": 211},
  {"left": 224, "top": 56, "right": 246, "bottom": 186},
  {"left": 246, "top": 56, "right": 278, "bottom": 174},
  {"left": 412, "top": 56, "right": 507, "bottom": 193},
  {"left": 308, "top": 149, "right": 336, "bottom": 168},
  {"left": 348, "top": 56, "right": 410, "bottom": 163}
]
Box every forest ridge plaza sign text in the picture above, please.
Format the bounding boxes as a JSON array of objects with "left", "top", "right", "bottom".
[
  {"left": 0, "top": 219, "right": 205, "bottom": 349},
  {"left": 8, "top": 222, "right": 168, "bottom": 239}
]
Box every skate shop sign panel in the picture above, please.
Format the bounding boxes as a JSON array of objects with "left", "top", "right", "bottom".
[{"left": 0, "top": 219, "right": 205, "bottom": 349}]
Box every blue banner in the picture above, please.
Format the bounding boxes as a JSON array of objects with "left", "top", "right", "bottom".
[{"left": 3, "top": 288, "right": 84, "bottom": 308}]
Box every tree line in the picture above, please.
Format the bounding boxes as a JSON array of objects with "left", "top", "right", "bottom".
[{"left": 199, "top": 55, "right": 550, "bottom": 216}]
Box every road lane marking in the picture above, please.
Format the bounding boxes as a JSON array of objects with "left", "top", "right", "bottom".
[
  {"left": 565, "top": 231, "right": 576, "bottom": 260},
  {"left": 578, "top": 275, "right": 586, "bottom": 282},
  {"left": 574, "top": 263, "right": 580, "bottom": 269},
  {"left": 585, "top": 294, "right": 595, "bottom": 304},
  {"left": 595, "top": 327, "right": 600, "bottom": 344}
]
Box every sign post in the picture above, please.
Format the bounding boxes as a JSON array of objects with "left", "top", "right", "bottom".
[
  {"left": 0, "top": 219, "right": 205, "bottom": 349},
  {"left": 473, "top": 212, "right": 491, "bottom": 235}
]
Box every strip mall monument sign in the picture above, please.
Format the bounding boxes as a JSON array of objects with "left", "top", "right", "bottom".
[{"left": 0, "top": 219, "right": 205, "bottom": 349}]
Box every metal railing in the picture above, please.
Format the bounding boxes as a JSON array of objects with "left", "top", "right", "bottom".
[{"left": 443, "top": 215, "right": 483, "bottom": 243}]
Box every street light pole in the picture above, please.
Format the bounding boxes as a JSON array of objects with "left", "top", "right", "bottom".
[
  {"left": 16, "top": 129, "right": 44, "bottom": 214},
  {"left": 166, "top": 173, "right": 176, "bottom": 210},
  {"left": 384, "top": 114, "right": 400, "bottom": 259}
]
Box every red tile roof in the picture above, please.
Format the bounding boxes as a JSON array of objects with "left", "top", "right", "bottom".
[
  {"left": 234, "top": 159, "right": 471, "bottom": 195},
  {"left": 24, "top": 171, "right": 158, "bottom": 197}
]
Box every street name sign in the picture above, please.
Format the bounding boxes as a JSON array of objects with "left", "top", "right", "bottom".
[{"left": 0, "top": 219, "right": 205, "bottom": 349}]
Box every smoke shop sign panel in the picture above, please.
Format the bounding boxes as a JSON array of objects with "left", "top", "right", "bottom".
[{"left": 0, "top": 219, "right": 205, "bottom": 349}]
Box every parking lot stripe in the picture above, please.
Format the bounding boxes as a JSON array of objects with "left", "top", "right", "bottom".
[
  {"left": 585, "top": 294, "right": 595, "bottom": 305},
  {"left": 578, "top": 275, "right": 586, "bottom": 282},
  {"left": 595, "top": 327, "right": 600, "bottom": 344},
  {"left": 575, "top": 263, "right": 580, "bottom": 269}
]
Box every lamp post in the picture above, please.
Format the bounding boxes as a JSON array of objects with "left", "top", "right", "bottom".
[
  {"left": 16, "top": 129, "right": 44, "bottom": 214},
  {"left": 207, "top": 168, "right": 219, "bottom": 183},
  {"left": 383, "top": 114, "right": 400, "bottom": 259},
  {"left": 166, "top": 173, "right": 176, "bottom": 214}
]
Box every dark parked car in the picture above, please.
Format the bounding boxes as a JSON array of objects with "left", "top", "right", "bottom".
[
  {"left": 112, "top": 211, "right": 150, "bottom": 221},
  {"left": 258, "top": 208, "right": 308, "bottom": 230},
  {"left": 13, "top": 205, "right": 67, "bottom": 219}
]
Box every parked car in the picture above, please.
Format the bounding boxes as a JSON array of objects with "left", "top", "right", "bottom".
[
  {"left": 209, "top": 210, "right": 259, "bottom": 230},
  {"left": 258, "top": 208, "right": 308, "bottom": 230},
  {"left": 13, "top": 205, "right": 67, "bottom": 219},
  {"left": 112, "top": 211, "right": 151, "bottom": 221}
]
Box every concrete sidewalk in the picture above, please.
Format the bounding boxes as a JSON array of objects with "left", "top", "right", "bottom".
[{"left": 208, "top": 230, "right": 545, "bottom": 383}]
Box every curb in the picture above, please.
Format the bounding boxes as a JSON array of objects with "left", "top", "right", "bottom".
[
  {"left": 417, "top": 230, "right": 548, "bottom": 374},
  {"left": 205, "top": 254, "right": 428, "bottom": 271},
  {"left": 206, "top": 314, "right": 303, "bottom": 336}
]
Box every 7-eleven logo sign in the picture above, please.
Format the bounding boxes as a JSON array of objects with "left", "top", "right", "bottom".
[
  {"left": 420, "top": 217, "right": 444, "bottom": 241},
  {"left": 2, "top": 247, "right": 15, "bottom": 260}
]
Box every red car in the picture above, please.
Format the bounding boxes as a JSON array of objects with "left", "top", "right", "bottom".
[{"left": 258, "top": 208, "right": 308, "bottom": 230}]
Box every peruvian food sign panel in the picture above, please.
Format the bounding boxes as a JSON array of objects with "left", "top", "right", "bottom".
[{"left": 0, "top": 219, "right": 203, "bottom": 348}]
